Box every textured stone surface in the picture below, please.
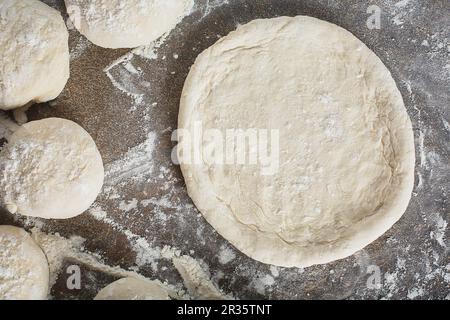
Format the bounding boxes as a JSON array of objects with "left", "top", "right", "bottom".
[{"left": 0, "top": 0, "right": 448, "bottom": 299}]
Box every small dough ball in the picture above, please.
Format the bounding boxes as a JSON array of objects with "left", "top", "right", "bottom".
[
  {"left": 0, "top": 226, "right": 49, "bottom": 300},
  {"left": 0, "top": 118, "right": 104, "bottom": 219},
  {"left": 0, "top": 0, "right": 70, "bottom": 110},
  {"left": 94, "top": 277, "right": 170, "bottom": 300},
  {"left": 64, "top": 0, "right": 194, "bottom": 49}
]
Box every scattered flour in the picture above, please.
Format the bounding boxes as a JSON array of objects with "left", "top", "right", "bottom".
[
  {"left": 407, "top": 287, "right": 424, "bottom": 299},
  {"left": 218, "top": 245, "right": 236, "bottom": 265},
  {"left": 442, "top": 117, "right": 450, "bottom": 133},
  {"left": 88, "top": 204, "right": 176, "bottom": 270},
  {"left": 132, "top": 33, "right": 170, "bottom": 60},
  {"left": 395, "top": 0, "right": 410, "bottom": 8},
  {"left": 30, "top": 228, "right": 145, "bottom": 286},
  {"left": 382, "top": 257, "right": 407, "bottom": 299},
  {"left": 418, "top": 130, "right": 428, "bottom": 169},
  {"left": 389, "top": 0, "right": 417, "bottom": 26},
  {"left": 87, "top": 204, "right": 231, "bottom": 299},
  {"left": 251, "top": 273, "right": 275, "bottom": 295},
  {"left": 119, "top": 198, "right": 139, "bottom": 212},
  {"left": 198, "top": 0, "right": 230, "bottom": 19},
  {"left": 269, "top": 265, "right": 280, "bottom": 278},
  {"left": 28, "top": 222, "right": 227, "bottom": 300},
  {"left": 104, "top": 58, "right": 144, "bottom": 107},
  {"left": 142, "top": 195, "right": 180, "bottom": 210},
  {"left": 173, "top": 255, "right": 232, "bottom": 300},
  {"left": 102, "top": 32, "right": 171, "bottom": 111},
  {"left": 429, "top": 213, "right": 448, "bottom": 248},
  {"left": 69, "top": 36, "right": 91, "bottom": 61},
  {"left": 104, "top": 132, "right": 157, "bottom": 185},
  {"left": 31, "top": 228, "right": 86, "bottom": 288}
]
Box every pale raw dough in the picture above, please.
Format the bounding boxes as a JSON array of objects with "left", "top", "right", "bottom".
[
  {"left": 0, "top": 118, "right": 104, "bottom": 219},
  {"left": 173, "top": 255, "right": 231, "bottom": 300},
  {"left": 94, "top": 277, "right": 170, "bottom": 300},
  {"left": 0, "top": 0, "right": 70, "bottom": 110},
  {"left": 0, "top": 226, "right": 49, "bottom": 300},
  {"left": 179, "top": 16, "right": 415, "bottom": 268},
  {"left": 64, "top": 0, "right": 194, "bottom": 49}
]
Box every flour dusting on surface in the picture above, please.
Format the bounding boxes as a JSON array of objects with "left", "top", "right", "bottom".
[
  {"left": 218, "top": 245, "right": 236, "bottom": 265},
  {"left": 86, "top": 203, "right": 230, "bottom": 299},
  {"left": 173, "top": 255, "right": 232, "bottom": 300},
  {"left": 104, "top": 132, "right": 157, "bottom": 185},
  {"left": 429, "top": 213, "right": 448, "bottom": 248}
]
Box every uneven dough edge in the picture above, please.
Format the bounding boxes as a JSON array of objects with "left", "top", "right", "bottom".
[
  {"left": 179, "top": 16, "right": 415, "bottom": 268},
  {"left": 64, "top": 0, "right": 194, "bottom": 49},
  {"left": 0, "top": 226, "right": 49, "bottom": 299}
]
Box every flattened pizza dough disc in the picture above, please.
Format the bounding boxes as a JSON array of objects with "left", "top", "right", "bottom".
[{"left": 179, "top": 16, "right": 415, "bottom": 267}]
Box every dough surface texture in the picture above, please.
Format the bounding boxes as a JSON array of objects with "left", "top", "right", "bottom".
[
  {"left": 64, "top": 0, "right": 194, "bottom": 49},
  {"left": 0, "top": 118, "right": 104, "bottom": 219},
  {"left": 0, "top": 226, "right": 49, "bottom": 300},
  {"left": 179, "top": 16, "right": 415, "bottom": 267},
  {"left": 0, "top": 0, "right": 69, "bottom": 110},
  {"left": 94, "top": 277, "right": 170, "bottom": 300}
]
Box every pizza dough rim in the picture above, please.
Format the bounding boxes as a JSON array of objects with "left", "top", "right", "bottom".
[{"left": 178, "top": 16, "right": 415, "bottom": 268}]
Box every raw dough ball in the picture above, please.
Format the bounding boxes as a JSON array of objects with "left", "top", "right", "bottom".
[
  {"left": 179, "top": 16, "right": 415, "bottom": 267},
  {"left": 0, "top": 0, "right": 70, "bottom": 110},
  {"left": 94, "top": 277, "right": 170, "bottom": 300},
  {"left": 0, "top": 226, "right": 49, "bottom": 300},
  {"left": 0, "top": 118, "right": 104, "bottom": 219},
  {"left": 64, "top": 0, "right": 194, "bottom": 49}
]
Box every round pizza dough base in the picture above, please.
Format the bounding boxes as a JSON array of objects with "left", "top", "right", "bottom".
[{"left": 178, "top": 16, "right": 415, "bottom": 268}]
